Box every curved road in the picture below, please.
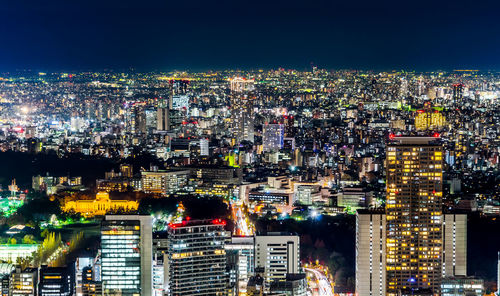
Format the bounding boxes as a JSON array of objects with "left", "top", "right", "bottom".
[{"left": 304, "top": 267, "right": 334, "bottom": 296}]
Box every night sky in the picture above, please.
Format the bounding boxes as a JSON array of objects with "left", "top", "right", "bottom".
[{"left": 1, "top": 0, "right": 499, "bottom": 71}]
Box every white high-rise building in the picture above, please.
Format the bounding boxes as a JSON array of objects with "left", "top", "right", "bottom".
[
  {"left": 442, "top": 214, "right": 467, "bottom": 277},
  {"left": 255, "top": 233, "right": 300, "bottom": 288},
  {"left": 101, "top": 215, "right": 153, "bottom": 296},
  {"left": 356, "top": 210, "right": 386, "bottom": 296}
]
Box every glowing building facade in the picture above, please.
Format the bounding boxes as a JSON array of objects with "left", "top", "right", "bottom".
[
  {"left": 63, "top": 192, "right": 138, "bottom": 217},
  {"left": 415, "top": 111, "right": 446, "bottom": 130},
  {"left": 386, "top": 137, "right": 443, "bottom": 295}
]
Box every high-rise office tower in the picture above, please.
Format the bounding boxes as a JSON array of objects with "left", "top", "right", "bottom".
[
  {"left": 386, "top": 136, "right": 443, "bottom": 295},
  {"left": 166, "top": 219, "right": 227, "bottom": 296},
  {"left": 101, "top": 215, "right": 153, "bottom": 296},
  {"left": 262, "top": 123, "right": 284, "bottom": 152},
  {"left": 229, "top": 77, "right": 255, "bottom": 145},
  {"left": 254, "top": 233, "right": 300, "bottom": 289}
]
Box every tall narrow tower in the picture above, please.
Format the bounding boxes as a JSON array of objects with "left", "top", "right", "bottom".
[{"left": 385, "top": 136, "right": 443, "bottom": 295}]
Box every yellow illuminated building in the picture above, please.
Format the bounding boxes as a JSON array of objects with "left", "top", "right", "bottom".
[
  {"left": 194, "top": 184, "right": 236, "bottom": 198},
  {"left": 386, "top": 137, "right": 443, "bottom": 295},
  {"left": 415, "top": 102, "right": 446, "bottom": 130},
  {"left": 63, "top": 192, "right": 138, "bottom": 217}
]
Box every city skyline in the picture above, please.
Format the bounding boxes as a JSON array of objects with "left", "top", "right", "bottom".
[{"left": 0, "top": 1, "right": 499, "bottom": 294}]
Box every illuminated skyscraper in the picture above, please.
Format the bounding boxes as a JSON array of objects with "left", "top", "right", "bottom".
[
  {"left": 385, "top": 137, "right": 443, "bottom": 295},
  {"left": 166, "top": 219, "right": 227, "bottom": 296},
  {"left": 101, "top": 215, "right": 153, "bottom": 296},
  {"left": 232, "top": 98, "right": 254, "bottom": 144},
  {"left": 355, "top": 210, "right": 467, "bottom": 295}
]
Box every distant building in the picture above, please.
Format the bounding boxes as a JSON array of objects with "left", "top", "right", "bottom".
[
  {"left": 294, "top": 185, "right": 320, "bottom": 206},
  {"left": 263, "top": 123, "right": 284, "bottom": 152},
  {"left": 247, "top": 274, "right": 264, "bottom": 296},
  {"left": 140, "top": 170, "right": 190, "bottom": 195},
  {"left": 157, "top": 107, "right": 170, "bottom": 131},
  {"left": 415, "top": 109, "right": 446, "bottom": 130},
  {"left": 229, "top": 77, "right": 255, "bottom": 92},
  {"left": 0, "top": 274, "right": 9, "bottom": 296}
]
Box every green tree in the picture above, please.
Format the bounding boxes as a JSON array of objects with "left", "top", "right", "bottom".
[{"left": 22, "top": 234, "right": 36, "bottom": 244}]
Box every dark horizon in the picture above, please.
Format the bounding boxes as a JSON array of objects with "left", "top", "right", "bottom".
[{"left": 1, "top": 0, "right": 500, "bottom": 72}]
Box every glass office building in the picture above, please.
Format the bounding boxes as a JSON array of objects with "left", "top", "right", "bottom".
[{"left": 101, "top": 215, "right": 152, "bottom": 296}]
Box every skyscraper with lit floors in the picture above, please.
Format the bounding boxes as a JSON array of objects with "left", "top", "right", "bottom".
[
  {"left": 101, "top": 215, "right": 153, "bottom": 296},
  {"left": 385, "top": 136, "right": 444, "bottom": 295},
  {"left": 166, "top": 219, "right": 227, "bottom": 296}
]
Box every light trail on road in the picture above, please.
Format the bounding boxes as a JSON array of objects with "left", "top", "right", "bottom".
[{"left": 305, "top": 267, "right": 334, "bottom": 296}]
